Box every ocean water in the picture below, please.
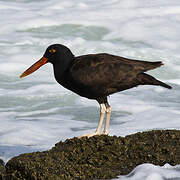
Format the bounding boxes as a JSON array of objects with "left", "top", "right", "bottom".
[{"left": 0, "top": 0, "right": 180, "bottom": 179}]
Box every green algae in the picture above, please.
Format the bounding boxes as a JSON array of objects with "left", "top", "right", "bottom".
[
  {"left": 1, "top": 130, "right": 180, "bottom": 179},
  {"left": 0, "top": 159, "right": 5, "bottom": 180}
]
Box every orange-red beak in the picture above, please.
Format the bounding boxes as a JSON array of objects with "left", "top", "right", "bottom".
[{"left": 20, "top": 57, "right": 48, "bottom": 78}]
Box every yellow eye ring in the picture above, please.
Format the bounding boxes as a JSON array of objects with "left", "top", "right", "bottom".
[{"left": 49, "top": 49, "right": 56, "bottom": 53}]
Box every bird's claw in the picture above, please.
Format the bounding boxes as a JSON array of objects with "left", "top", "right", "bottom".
[
  {"left": 102, "top": 131, "right": 109, "bottom": 135},
  {"left": 78, "top": 131, "right": 109, "bottom": 138},
  {"left": 78, "top": 131, "right": 102, "bottom": 138}
]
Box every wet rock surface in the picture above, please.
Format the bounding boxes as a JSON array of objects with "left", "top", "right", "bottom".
[
  {"left": 1, "top": 130, "right": 180, "bottom": 179},
  {"left": 0, "top": 159, "right": 5, "bottom": 180}
]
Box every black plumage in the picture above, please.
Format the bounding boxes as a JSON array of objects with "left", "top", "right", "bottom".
[{"left": 20, "top": 44, "right": 172, "bottom": 138}]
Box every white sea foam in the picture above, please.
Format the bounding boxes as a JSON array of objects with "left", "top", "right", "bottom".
[
  {"left": 117, "top": 163, "right": 180, "bottom": 180},
  {"left": 0, "top": 0, "right": 180, "bottom": 179}
]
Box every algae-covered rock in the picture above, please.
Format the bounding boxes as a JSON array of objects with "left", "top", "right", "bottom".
[
  {"left": 4, "top": 130, "right": 180, "bottom": 179},
  {"left": 0, "top": 159, "right": 5, "bottom": 180}
]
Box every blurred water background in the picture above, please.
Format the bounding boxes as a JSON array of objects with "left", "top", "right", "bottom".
[{"left": 0, "top": 0, "right": 180, "bottom": 179}]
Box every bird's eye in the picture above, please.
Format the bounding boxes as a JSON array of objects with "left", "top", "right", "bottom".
[{"left": 49, "top": 49, "right": 56, "bottom": 53}]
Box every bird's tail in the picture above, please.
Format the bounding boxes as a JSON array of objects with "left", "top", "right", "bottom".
[
  {"left": 140, "top": 61, "right": 164, "bottom": 72},
  {"left": 137, "top": 73, "right": 172, "bottom": 89},
  {"left": 146, "top": 61, "right": 163, "bottom": 69}
]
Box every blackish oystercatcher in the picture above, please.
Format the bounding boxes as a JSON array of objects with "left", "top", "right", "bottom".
[{"left": 20, "top": 44, "right": 172, "bottom": 138}]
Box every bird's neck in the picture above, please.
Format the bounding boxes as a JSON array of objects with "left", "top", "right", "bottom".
[{"left": 52, "top": 56, "right": 74, "bottom": 82}]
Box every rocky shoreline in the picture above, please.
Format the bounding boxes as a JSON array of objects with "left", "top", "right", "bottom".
[{"left": 0, "top": 130, "right": 180, "bottom": 179}]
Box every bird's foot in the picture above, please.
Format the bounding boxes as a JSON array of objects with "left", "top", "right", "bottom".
[
  {"left": 78, "top": 131, "right": 102, "bottom": 139},
  {"left": 102, "top": 130, "right": 109, "bottom": 135}
]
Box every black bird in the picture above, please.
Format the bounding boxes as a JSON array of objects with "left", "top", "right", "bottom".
[{"left": 20, "top": 44, "right": 172, "bottom": 138}]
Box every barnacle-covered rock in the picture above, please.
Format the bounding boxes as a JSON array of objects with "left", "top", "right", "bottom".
[{"left": 3, "top": 130, "right": 180, "bottom": 179}]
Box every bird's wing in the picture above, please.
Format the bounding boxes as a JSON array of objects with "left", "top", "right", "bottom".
[{"left": 70, "top": 53, "right": 145, "bottom": 87}]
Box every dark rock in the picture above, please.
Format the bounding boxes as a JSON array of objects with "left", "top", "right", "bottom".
[
  {"left": 3, "top": 130, "right": 180, "bottom": 179},
  {"left": 0, "top": 160, "right": 4, "bottom": 167},
  {"left": 0, "top": 159, "right": 5, "bottom": 180}
]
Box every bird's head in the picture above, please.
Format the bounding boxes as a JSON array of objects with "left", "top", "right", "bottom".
[{"left": 20, "top": 44, "right": 74, "bottom": 78}]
